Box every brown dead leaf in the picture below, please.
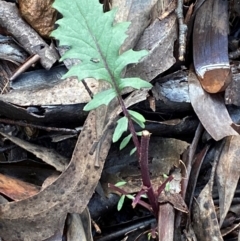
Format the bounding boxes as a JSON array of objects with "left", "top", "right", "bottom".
[
  {"left": 0, "top": 131, "right": 69, "bottom": 172},
  {"left": 155, "top": 0, "right": 176, "bottom": 21},
  {"left": 158, "top": 169, "right": 188, "bottom": 213},
  {"left": 0, "top": 173, "right": 40, "bottom": 201},
  {"left": 0, "top": 85, "right": 148, "bottom": 240},
  {"left": 216, "top": 136, "right": 240, "bottom": 227},
  {"left": 0, "top": 1, "right": 58, "bottom": 69},
  {"left": 19, "top": 0, "right": 57, "bottom": 38},
  {"left": 67, "top": 208, "right": 93, "bottom": 241},
  {"left": 192, "top": 181, "right": 223, "bottom": 241},
  {"left": 0, "top": 77, "right": 99, "bottom": 106},
  {"left": 112, "top": 0, "right": 158, "bottom": 52},
  {"left": 125, "top": 13, "right": 177, "bottom": 82},
  {"left": 188, "top": 70, "right": 238, "bottom": 141},
  {"left": 0, "top": 110, "right": 110, "bottom": 241}
]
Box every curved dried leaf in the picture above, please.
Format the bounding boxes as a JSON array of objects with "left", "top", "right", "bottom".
[
  {"left": 188, "top": 70, "right": 238, "bottom": 140},
  {"left": 216, "top": 136, "right": 240, "bottom": 227}
]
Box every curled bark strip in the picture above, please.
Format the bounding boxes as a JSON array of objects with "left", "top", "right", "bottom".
[
  {"left": 0, "top": 1, "right": 59, "bottom": 69},
  {"left": 193, "top": 0, "right": 231, "bottom": 93}
]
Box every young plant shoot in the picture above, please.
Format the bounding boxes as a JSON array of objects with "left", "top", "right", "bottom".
[
  {"left": 51, "top": 0, "right": 166, "bottom": 223},
  {"left": 51, "top": 0, "right": 151, "bottom": 148}
]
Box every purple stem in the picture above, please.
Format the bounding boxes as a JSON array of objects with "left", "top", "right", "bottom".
[
  {"left": 108, "top": 183, "right": 153, "bottom": 212},
  {"left": 156, "top": 175, "right": 174, "bottom": 198},
  {"left": 139, "top": 130, "right": 159, "bottom": 217}
]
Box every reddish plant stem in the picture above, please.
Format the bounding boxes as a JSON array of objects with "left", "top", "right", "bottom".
[
  {"left": 116, "top": 96, "right": 158, "bottom": 216},
  {"left": 108, "top": 183, "right": 152, "bottom": 212},
  {"left": 132, "top": 188, "right": 148, "bottom": 208},
  {"left": 156, "top": 175, "right": 174, "bottom": 198},
  {"left": 140, "top": 130, "right": 159, "bottom": 217}
]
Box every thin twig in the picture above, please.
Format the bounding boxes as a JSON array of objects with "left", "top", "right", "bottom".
[
  {"left": 0, "top": 118, "right": 78, "bottom": 134},
  {"left": 10, "top": 54, "right": 40, "bottom": 81},
  {"left": 175, "top": 0, "right": 188, "bottom": 61},
  {"left": 82, "top": 79, "right": 94, "bottom": 99}
]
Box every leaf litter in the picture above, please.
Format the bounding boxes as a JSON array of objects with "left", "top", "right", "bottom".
[{"left": 0, "top": 0, "right": 240, "bottom": 240}]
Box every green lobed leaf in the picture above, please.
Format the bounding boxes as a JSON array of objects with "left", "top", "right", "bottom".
[
  {"left": 128, "top": 110, "right": 145, "bottom": 128},
  {"left": 130, "top": 147, "right": 137, "bottom": 155},
  {"left": 126, "top": 194, "right": 135, "bottom": 200},
  {"left": 114, "top": 49, "right": 148, "bottom": 80},
  {"left": 119, "top": 78, "right": 152, "bottom": 90},
  {"left": 128, "top": 110, "right": 146, "bottom": 123},
  {"left": 115, "top": 181, "right": 127, "bottom": 187},
  {"left": 119, "top": 134, "right": 132, "bottom": 150},
  {"left": 165, "top": 182, "right": 170, "bottom": 192},
  {"left": 117, "top": 195, "right": 126, "bottom": 211},
  {"left": 51, "top": 0, "right": 148, "bottom": 87},
  {"left": 83, "top": 88, "right": 116, "bottom": 111},
  {"left": 112, "top": 116, "right": 128, "bottom": 143}
]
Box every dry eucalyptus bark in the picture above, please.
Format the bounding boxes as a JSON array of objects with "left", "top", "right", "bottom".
[
  {"left": 193, "top": 0, "right": 231, "bottom": 93},
  {"left": 0, "top": 99, "right": 88, "bottom": 126},
  {"left": 0, "top": 1, "right": 58, "bottom": 69}
]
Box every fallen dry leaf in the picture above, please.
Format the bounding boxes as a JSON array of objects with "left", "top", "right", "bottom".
[
  {"left": 216, "top": 136, "right": 240, "bottom": 227},
  {"left": 188, "top": 70, "right": 238, "bottom": 141},
  {"left": 0, "top": 131, "right": 69, "bottom": 172},
  {"left": 19, "top": 0, "right": 57, "bottom": 38},
  {"left": 0, "top": 1, "right": 58, "bottom": 69},
  {"left": 192, "top": 181, "right": 223, "bottom": 241},
  {"left": 125, "top": 13, "right": 177, "bottom": 82},
  {"left": 0, "top": 173, "right": 40, "bottom": 201},
  {"left": 0, "top": 83, "right": 148, "bottom": 240},
  {"left": 67, "top": 208, "right": 93, "bottom": 241},
  {"left": 0, "top": 109, "right": 113, "bottom": 240},
  {"left": 112, "top": 0, "right": 158, "bottom": 52},
  {"left": 0, "top": 77, "right": 99, "bottom": 106}
]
